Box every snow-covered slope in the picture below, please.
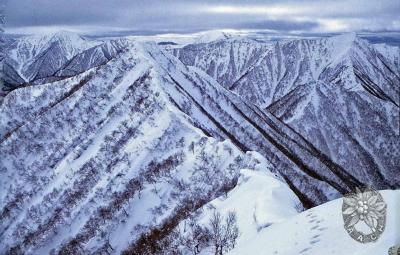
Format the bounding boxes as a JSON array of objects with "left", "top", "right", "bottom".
[
  {"left": 130, "top": 30, "right": 235, "bottom": 49},
  {"left": 2, "top": 37, "right": 343, "bottom": 253},
  {"left": 143, "top": 45, "right": 366, "bottom": 207},
  {"left": 267, "top": 80, "right": 399, "bottom": 187},
  {"left": 181, "top": 164, "right": 301, "bottom": 254},
  {"left": 0, "top": 41, "right": 255, "bottom": 254},
  {"left": 228, "top": 189, "right": 400, "bottom": 255},
  {"left": 193, "top": 30, "right": 233, "bottom": 44},
  {"left": 175, "top": 33, "right": 399, "bottom": 107},
  {"left": 2, "top": 31, "right": 102, "bottom": 90},
  {"left": 173, "top": 37, "right": 273, "bottom": 89},
  {"left": 174, "top": 33, "right": 400, "bottom": 193},
  {"left": 156, "top": 163, "right": 399, "bottom": 255},
  {"left": 0, "top": 31, "right": 399, "bottom": 254}
]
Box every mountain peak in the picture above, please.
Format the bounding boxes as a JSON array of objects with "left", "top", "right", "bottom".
[
  {"left": 331, "top": 32, "right": 364, "bottom": 49},
  {"left": 49, "top": 30, "right": 84, "bottom": 40},
  {"left": 21, "top": 30, "right": 85, "bottom": 44},
  {"left": 50, "top": 30, "right": 78, "bottom": 36},
  {"left": 329, "top": 32, "right": 358, "bottom": 46},
  {"left": 14, "top": 30, "right": 90, "bottom": 53},
  {"left": 339, "top": 31, "right": 357, "bottom": 40},
  {"left": 194, "top": 30, "right": 234, "bottom": 44},
  {"left": 324, "top": 32, "right": 360, "bottom": 66}
]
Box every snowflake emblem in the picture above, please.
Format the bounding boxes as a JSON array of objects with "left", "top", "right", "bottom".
[
  {"left": 342, "top": 187, "right": 386, "bottom": 243},
  {"left": 389, "top": 245, "right": 400, "bottom": 255}
]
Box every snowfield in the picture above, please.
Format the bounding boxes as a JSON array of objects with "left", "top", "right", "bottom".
[
  {"left": 172, "top": 162, "right": 399, "bottom": 255},
  {"left": 228, "top": 189, "right": 399, "bottom": 255},
  {"left": 190, "top": 167, "right": 301, "bottom": 252}
]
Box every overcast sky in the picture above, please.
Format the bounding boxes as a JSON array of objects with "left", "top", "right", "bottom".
[{"left": 3, "top": 0, "right": 400, "bottom": 35}]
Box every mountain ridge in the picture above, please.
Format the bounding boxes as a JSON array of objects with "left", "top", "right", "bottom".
[{"left": 0, "top": 31, "right": 398, "bottom": 254}]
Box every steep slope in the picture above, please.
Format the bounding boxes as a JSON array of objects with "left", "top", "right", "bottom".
[
  {"left": 53, "top": 38, "right": 128, "bottom": 79},
  {"left": 374, "top": 43, "right": 400, "bottom": 69},
  {"left": 158, "top": 161, "right": 302, "bottom": 255},
  {"left": 174, "top": 33, "right": 400, "bottom": 192},
  {"left": 228, "top": 189, "right": 400, "bottom": 255},
  {"left": 1, "top": 32, "right": 398, "bottom": 254},
  {"left": 175, "top": 33, "right": 399, "bottom": 108},
  {"left": 1, "top": 32, "right": 132, "bottom": 93},
  {"left": 0, "top": 36, "right": 373, "bottom": 254},
  {"left": 141, "top": 163, "right": 399, "bottom": 255},
  {"left": 173, "top": 37, "right": 273, "bottom": 89},
  {"left": 2, "top": 31, "right": 98, "bottom": 89},
  {"left": 0, "top": 41, "right": 254, "bottom": 254},
  {"left": 145, "top": 46, "right": 366, "bottom": 206},
  {"left": 268, "top": 81, "right": 399, "bottom": 187}
]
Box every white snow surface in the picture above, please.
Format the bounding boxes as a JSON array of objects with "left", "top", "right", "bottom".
[
  {"left": 228, "top": 189, "right": 400, "bottom": 255},
  {"left": 128, "top": 30, "right": 237, "bottom": 48},
  {"left": 6, "top": 31, "right": 99, "bottom": 81},
  {"left": 196, "top": 167, "right": 301, "bottom": 248}
]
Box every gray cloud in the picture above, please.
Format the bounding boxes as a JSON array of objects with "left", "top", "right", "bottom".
[
  {"left": 237, "top": 20, "right": 319, "bottom": 31},
  {"left": 3, "top": 0, "right": 399, "bottom": 35}
]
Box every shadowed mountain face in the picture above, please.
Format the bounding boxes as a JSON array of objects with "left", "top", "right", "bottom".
[
  {"left": 0, "top": 32, "right": 398, "bottom": 254},
  {"left": 174, "top": 33, "right": 400, "bottom": 188},
  {"left": 1, "top": 31, "right": 128, "bottom": 93},
  {"left": 174, "top": 33, "right": 400, "bottom": 107}
]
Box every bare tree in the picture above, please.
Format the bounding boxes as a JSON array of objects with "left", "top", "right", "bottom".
[
  {"left": 210, "top": 211, "right": 223, "bottom": 255},
  {"left": 224, "top": 211, "right": 239, "bottom": 251},
  {"left": 179, "top": 221, "right": 209, "bottom": 255},
  {"left": 209, "top": 210, "right": 239, "bottom": 255}
]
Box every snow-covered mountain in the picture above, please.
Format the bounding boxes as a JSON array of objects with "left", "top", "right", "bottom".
[
  {"left": 0, "top": 40, "right": 252, "bottom": 254},
  {"left": 174, "top": 33, "right": 399, "bottom": 107},
  {"left": 129, "top": 30, "right": 236, "bottom": 49},
  {"left": 2, "top": 31, "right": 105, "bottom": 91},
  {"left": 174, "top": 32, "right": 400, "bottom": 191},
  {"left": 0, "top": 31, "right": 398, "bottom": 254},
  {"left": 193, "top": 31, "right": 233, "bottom": 45}
]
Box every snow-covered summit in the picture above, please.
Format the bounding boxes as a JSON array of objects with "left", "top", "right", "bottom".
[
  {"left": 2, "top": 31, "right": 101, "bottom": 89},
  {"left": 10, "top": 30, "right": 96, "bottom": 60},
  {"left": 194, "top": 30, "right": 235, "bottom": 44}
]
